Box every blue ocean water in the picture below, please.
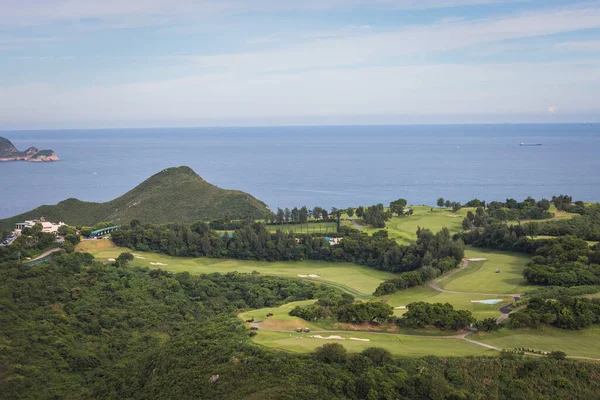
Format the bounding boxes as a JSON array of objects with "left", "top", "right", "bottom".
[{"left": 0, "top": 124, "right": 599, "bottom": 219}]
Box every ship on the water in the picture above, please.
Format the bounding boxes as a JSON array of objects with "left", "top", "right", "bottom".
[{"left": 520, "top": 143, "right": 542, "bottom": 146}]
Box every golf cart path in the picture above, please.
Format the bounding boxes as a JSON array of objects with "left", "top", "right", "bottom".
[
  {"left": 428, "top": 259, "right": 522, "bottom": 298},
  {"left": 29, "top": 247, "right": 62, "bottom": 262}
]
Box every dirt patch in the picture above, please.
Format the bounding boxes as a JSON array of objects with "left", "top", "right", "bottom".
[
  {"left": 332, "top": 322, "right": 396, "bottom": 332},
  {"left": 76, "top": 239, "right": 118, "bottom": 253},
  {"left": 260, "top": 318, "right": 309, "bottom": 331}
]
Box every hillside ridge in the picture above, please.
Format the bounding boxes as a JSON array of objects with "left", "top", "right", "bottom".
[{"left": 0, "top": 166, "right": 269, "bottom": 230}]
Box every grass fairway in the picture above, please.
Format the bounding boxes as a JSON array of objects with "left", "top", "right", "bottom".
[
  {"left": 252, "top": 330, "right": 495, "bottom": 357},
  {"left": 358, "top": 206, "right": 470, "bottom": 245},
  {"left": 474, "top": 326, "right": 600, "bottom": 359},
  {"left": 440, "top": 248, "right": 535, "bottom": 295},
  {"left": 76, "top": 240, "right": 394, "bottom": 297},
  {"left": 380, "top": 286, "right": 512, "bottom": 320}
]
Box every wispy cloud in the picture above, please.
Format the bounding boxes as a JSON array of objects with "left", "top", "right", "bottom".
[
  {"left": 0, "top": 36, "right": 55, "bottom": 50},
  {"left": 555, "top": 40, "right": 600, "bottom": 52},
  {"left": 192, "top": 5, "right": 600, "bottom": 73},
  {"left": 0, "top": 0, "right": 526, "bottom": 26},
  {"left": 2, "top": 59, "right": 599, "bottom": 127}
]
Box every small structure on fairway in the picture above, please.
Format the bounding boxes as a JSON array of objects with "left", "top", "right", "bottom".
[{"left": 496, "top": 269, "right": 500, "bottom": 273}]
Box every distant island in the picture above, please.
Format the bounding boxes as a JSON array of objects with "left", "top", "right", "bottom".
[{"left": 0, "top": 136, "right": 59, "bottom": 162}]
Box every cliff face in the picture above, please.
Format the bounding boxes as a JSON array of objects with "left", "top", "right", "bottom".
[{"left": 0, "top": 137, "right": 59, "bottom": 162}]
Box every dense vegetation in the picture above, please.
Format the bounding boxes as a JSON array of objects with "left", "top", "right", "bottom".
[
  {"left": 290, "top": 298, "right": 475, "bottom": 331},
  {"left": 509, "top": 296, "right": 600, "bottom": 330},
  {"left": 4, "top": 253, "right": 600, "bottom": 399},
  {"left": 112, "top": 222, "right": 465, "bottom": 276},
  {"left": 534, "top": 204, "right": 600, "bottom": 241},
  {"left": 0, "top": 166, "right": 270, "bottom": 231},
  {"left": 459, "top": 222, "right": 600, "bottom": 287},
  {"left": 400, "top": 302, "right": 475, "bottom": 330}
]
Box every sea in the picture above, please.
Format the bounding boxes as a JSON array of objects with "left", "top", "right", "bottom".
[{"left": 1, "top": 124, "right": 599, "bottom": 219}]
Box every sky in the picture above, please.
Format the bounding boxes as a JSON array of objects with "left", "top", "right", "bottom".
[{"left": 1, "top": 0, "right": 599, "bottom": 129}]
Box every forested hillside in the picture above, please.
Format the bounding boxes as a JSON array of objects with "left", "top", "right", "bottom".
[
  {"left": 3, "top": 252, "right": 600, "bottom": 399},
  {"left": 0, "top": 166, "right": 270, "bottom": 231}
]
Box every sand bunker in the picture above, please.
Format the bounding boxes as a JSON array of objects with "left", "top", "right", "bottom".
[
  {"left": 108, "top": 258, "right": 116, "bottom": 262},
  {"left": 471, "top": 299, "right": 503, "bottom": 304},
  {"left": 394, "top": 306, "right": 406, "bottom": 309},
  {"left": 349, "top": 338, "right": 370, "bottom": 342},
  {"left": 467, "top": 258, "right": 487, "bottom": 261},
  {"left": 150, "top": 262, "right": 168, "bottom": 266},
  {"left": 135, "top": 256, "right": 146, "bottom": 259},
  {"left": 311, "top": 335, "right": 345, "bottom": 340},
  {"left": 297, "top": 274, "right": 308, "bottom": 278},
  {"left": 297, "top": 274, "right": 321, "bottom": 278}
]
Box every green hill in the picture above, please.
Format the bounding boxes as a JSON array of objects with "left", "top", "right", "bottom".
[{"left": 0, "top": 166, "right": 270, "bottom": 230}]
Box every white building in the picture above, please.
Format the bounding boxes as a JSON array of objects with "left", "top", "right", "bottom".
[{"left": 14, "top": 218, "right": 67, "bottom": 235}]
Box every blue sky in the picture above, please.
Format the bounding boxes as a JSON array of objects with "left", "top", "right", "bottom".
[{"left": 1, "top": 0, "right": 599, "bottom": 128}]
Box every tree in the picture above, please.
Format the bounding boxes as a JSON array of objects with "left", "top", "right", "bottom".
[
  {"left": 445, "top": 200, "right": 452, "bottom": 208},
  {"left": 437, "top": 198, "right": 445, "bottom": 208},
  {"left": 284, "top": 208, "right": 291, "bottom": 223},
  {"left": 312, "top": 206, "right": 322, "bottom": 221},
  {"left": 276, "top": 208, "right": 285, "bottom": 225},
  {"left": 361, "top": 347, "right": 393, "bottom": 366},
  {"left": 80, "top": 227, "right": 92, "bottom": 237},
  {"left": 356, "top": 206, "right": 364, "bottom": 218},
  {"left": 390, "top": 198, "right": 407, "bottom": 216},
  {"left": 347, "top": 207, "right": 355, "bottom": 218},
  {"left": 452, "top": 202, "right": 462, "bottom": 213},
  {"left": 315, "top": 343, "right": 347, "bottom": 364},
  {"left": 116, "top": 252, "right": 134, "bottom": 266},
  {"left": 523, "top": 222, "right": 540, "bottom": 239}
]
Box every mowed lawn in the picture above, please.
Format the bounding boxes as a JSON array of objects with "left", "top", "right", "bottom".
[
  {"left": 358, "top": 206, "right": 470, "bottom": 245},
  {"left": 252, "top": 330, "right": 496, "bottom": 357},
  {"left": 76, "top": 240, "right": 394, "bottom": 297},
  {"left": 379, "top": 286, "right": 512, "bottom": 320},
  {"left": 474, "top": 326, "right": 600, "bottom": 359},
  {"left": 439, "top": 248, "right": 535, "bottom": 295}
]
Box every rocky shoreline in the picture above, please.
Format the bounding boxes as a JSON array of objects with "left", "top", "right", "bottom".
[{"left": 0, "top": 137, "right": 59, "bottom": 162}]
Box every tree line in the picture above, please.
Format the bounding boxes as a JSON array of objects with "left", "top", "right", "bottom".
[{"left": 112, "top": 222, "right": 464, "bottom": 275}]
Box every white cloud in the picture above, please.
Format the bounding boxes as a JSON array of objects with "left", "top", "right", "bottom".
[
  {"left": 555, "top": 40, "right": 600, "bottom": 52},
  {"left": 1, "top": 60, "right": 598, "bottom": 127},
  {"left": 190, "top": 5, "right": 600, "bottom": 73},
  {"left": 0, "top": 0, "right": 526, "bottom": 26}
]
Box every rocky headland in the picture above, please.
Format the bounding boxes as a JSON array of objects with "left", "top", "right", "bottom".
[{"left": 0, "top": 137, "right": 59, "bottom": 162}]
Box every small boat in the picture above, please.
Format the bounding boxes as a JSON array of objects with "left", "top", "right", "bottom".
[{"left": 520, "top": 143, "right": 542, "bottom": 146}]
